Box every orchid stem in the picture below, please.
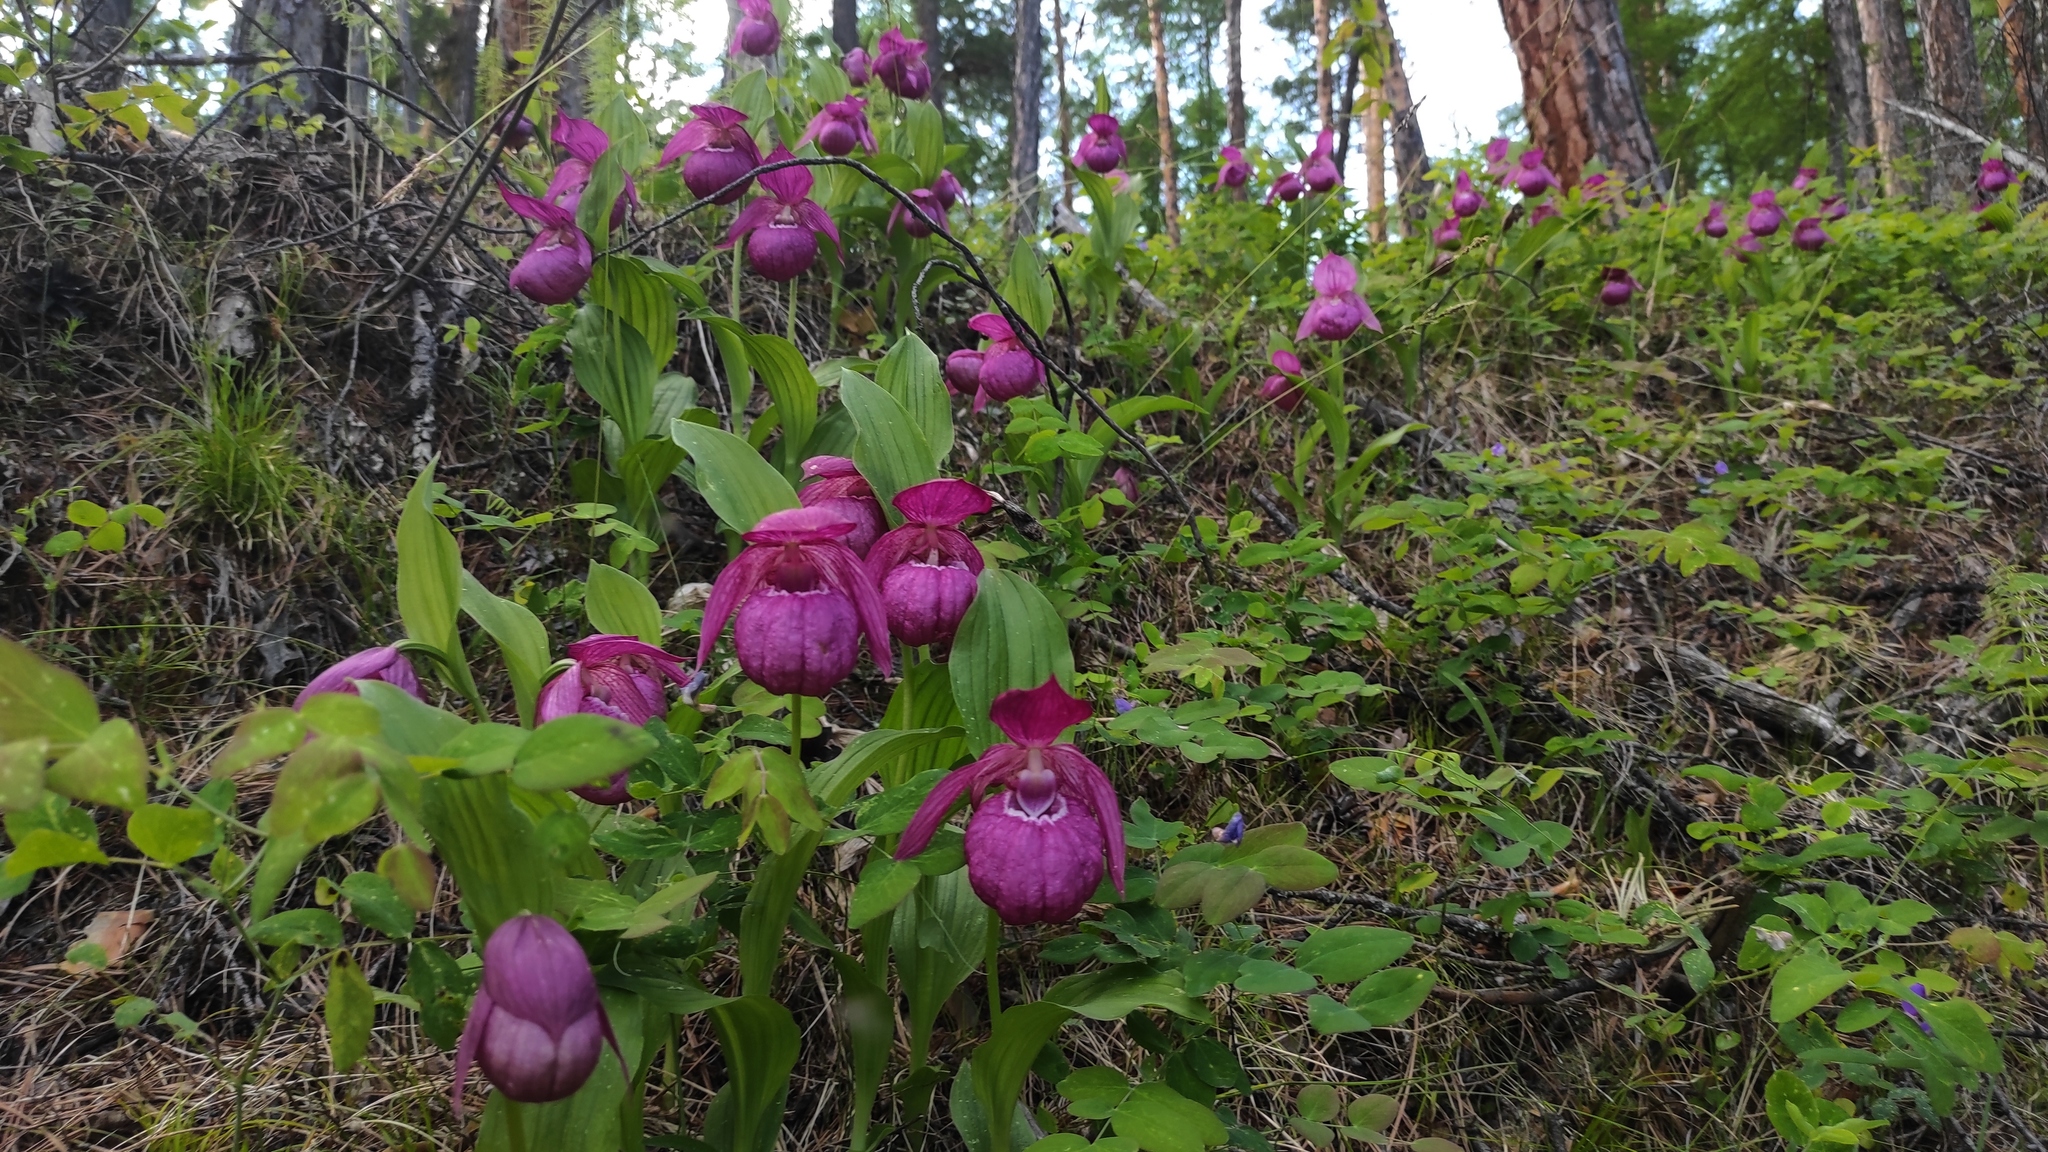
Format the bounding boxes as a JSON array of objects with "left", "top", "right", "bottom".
[
  {"left": 985, "top": 913, "right": 1002, "bottom": 1026},
  {"left": 787, "top": 278, "right": 798, "bottom": 342},
  {"left": 789, "top": 692, "right": 803, "bottom": 767}
]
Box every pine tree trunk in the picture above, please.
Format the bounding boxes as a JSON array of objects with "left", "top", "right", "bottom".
[
  {"left": 1996, "top": 0, "right": 2048, "bottom": 158},
  {"left": 396, "top": 0, "right": 422, "bottom": 133},
  {"left": 1313, "top": 0, "right": 1331, "bottom": 129},
  {"left": 72, "top": 0, "right": 135, "bottom": 92},
  {"left": 833, "top": 0, "right": 858, "bottom": 53},
  {"left": 1382, "top": 36, "right": 1430, "bottom": 229},
  {"left": 1054, "top": 0, "right": 1073, "bottom": 209},
  {"left": 440, "top": 0, "right": 482, "bottom": 130},
  {"left": 1916, "top": 0, "right": 1984, "bottom": 199},
  {"left": 1334, "top": 49, "right": 1360, "bottom": 181},
  {"left": 1496, "top": 0, "right": 1665, "bottom": 193},
  {"left": 229, "top": 0, "right": 349, "bottom": 125},
  {"left": 1363, "top": 84, "right": 1385, "bottom": 242},
  {"left": 1822, "top": 0, "right": 1874, "bottom": 178},
  {"left": 1009, "top": 0, "right": 1043, "bottom": 235},
  {"left": 1148, "top": 0, "right": 1178, "bottom": 241},
  {"left": 918, "top": 0, "right": 945, "bottom": 113},
  {"left": 1225, "top": 0, "right": 1246, "bottom": 200},
  {"left": 1856, "top": 0, "right": 1918, "bottom": 197}
]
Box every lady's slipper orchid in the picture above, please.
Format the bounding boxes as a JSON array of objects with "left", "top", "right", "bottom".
[
  {"left": 873, "top": 29, "right": 932, "bottom": 99},
  {"left": 887, "top": 187, "right": 949, "bottom": 237},
  {"left": 544, "top": 115, "right": 637, "bottom": 230},
  {"left": 538, "top": 635, "right": 690, "bottom": 804},
  {"left": 1450, "top": 169, "right": 1485, "bottom": 218},
  {"left": 943, "top": 348, "right": 983, "bottom": 396},
  {"left": 1260, "top": 348, "right": 1305, "bottom": 412},
  {"left": 1698, "top": 199, "right": 1728, "bottom": 238},
  {"left": 1818, "top": 195, "right": 1848, "bottom": 221},
  {"left": 932, "top": 169, "right": 966, "bottom": 209},
  {"left": 895, "top": 677, "right": 1124, "bottom": 925},
  {"left": 1301, "top": 129, "right": 1340, "bottom": 193},
  {"left": 661, "top": 104, "right": 762, "bottom": 205},
  {"left": 842, "top": 46, "right": 873, "bottom": 86},
  {"left": 730, "top": 0, "right": 780, "bottom": 57},
  {"left": 1075, "top": 113, "right": 1128, "bottom": 174},
  {"left": 1431, "top": 216, "right": 1462, "bottom": 248},
  {"left": 721, "top": 146, "right": 840, "bottom": 281},
  {"left": 1266, "top": 170, "right": 1306, "bottom": 205},
  {"left": 1598, "top": 267, "right": 1641, "bottom": 307},
  {"left": 1296, "top": 254, "right": 1380, "bottom": 342},
  {"left": 1513, "top": 148, "right": 1558, "bottom": 197},
  {"left": 1791, "top": 217, "right": 1830, "bottom": 252},
  {"left": 453, "top": 914, "right": 623, "bottom": 1114},
  {"left": 1791, "top": 165, "right": 1820, "bottom": 191},
  {"left": 1484, "top": 136, "right": 1513, "bottom": 180},
  {"left": 1527, "top": 200, "right": 1560, "bottom": 226},
  {"left": 800, "top": 96, "right": 875, "bottom": 157},
  {"left": 1109, "top": 467, "right": 1139, "bottom": 505},
  {"left": 1216, "top": 146, "right": 1251, "bottom": 189},
  {"left": 865, "top": 478, "right": 992, "bottom": 648},
  {"left": 966, "top": 312, "right": 1043, "bottom": 408},
  {"left": 296, "top": 646, "right": 422, "bottom": 708},
  {"left": 1727, "top": 232, "right": 1765, "bottom": 261},
  {"left": 495, "top": 109, "right": 536, "bottom": 150},
  {"left": 1979, "top": 156, "right": 2015, "bottom": 195},
  {"left": 1745, "top": 189, "right": 1785, "bottom": 236},
  {"left": 698, "top": 506, "right": 891, "bottom": 697},
  {"left": 797, "top": 455, "right": 886, "bottom": 557},
  {"left": 500, "top": 183, "right": 594, "bottom": 305}
]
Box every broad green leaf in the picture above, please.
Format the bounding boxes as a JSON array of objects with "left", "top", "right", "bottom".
[
  {"left": 588, "top": 254, "right": 678, "bottom": 370},
  {"left": 459, "top": 573, "right": 552, "bottom": 727},
  {"left": 895, "top": 869, "right": 989, "bottom": 1067},
  {"left": 1239, "top": 843, "right": 1338, "bottom": 890},
  {"left": 738, "top": 830, "right": 820, "bottom": 995},
  {"left": 1920, "top": 997, "right": 2002, "bottom": 1073},
  {"left": 1344, "top": 967, "right": 1436, "bottom": 1025},
  {"left": 849, "top": 853, "right": 925, "bottom": 928},
  {"left": 1047, "top": 963, "right": 1210, "bottom": 1022},
  {"left": 585, "top": 561, "right": 664, "bottom": 644},
  {"left": 949, "top": 570, "right": 1076, "bottom": 752},
  {"left": 876, "top": 333, "right": 953, "bottom": 466},
  {"left": 743, "top": 332, "right": 819, "bottom": 472},
  {"left": 45, "top": 718, "right": 147, "bottom": 810},
  {"left": 709, "top": 996, "right": 802, "bottom": 1152},
  {"left": 3, "top": 826, "right": 109, "bottom": 876},
  {"left": 1004, "top": 240, "right": 1056, "bottom": 338},
  {"left": 1233, "top": 958, "right": 1317, "bottom": 994},
  {"left": 326, "top": 951, "right": 374, "bottom": 1072},
  {"left": 841, "top": 371, "right": 938, "bottom": 513},
  {"left": 0, "top": 736, "right": 47, "bottom": 812},
  {"left": 807, "top": 726, "right": 963, "bottom": 809},
  {"left": 420, "top": 774, "right": 553, "bottom": 937},
  {"left": 671, "top": 420, "right": 800, "bottom": 532},
  {"left": 1304, "top": 993, "right": 1372, "bottom": 1034},
  {"left": 0, "top": 635, "right": 98, "bottom": 746},
  {"left": 1109, "top": 1083, "right": 1228, "bottom": 1152},
  {"left": 341, "top": 870, "right": 416, "bottom": 937},
  {"left": 126, "top": 803, "right": 219, "bottom": 864},
  {"left": 511, "top": 713, "right": 658, "bottom": 792},
  {"left": 214, "top": 708, "right": 307, "bottom": 777},
  {"left": 248, "top": 907, "right": 345, "bottom": 948},
  {"left": 356, "top": 681, "right": 466, "bottom": 756},
  {"left": 572, "top": 302, "right": 657, "bottom": 446},
  {"left": 972, "top": 1000, "right": 1076, "bottom": 1152},
  {"left": 1769, "top": 945, "right": 1851, "bottom": 1022},
  {"left": 396, "top": 465, "right": 475, "bottom": 701},
  {"left": 378, "top": 843, "right": 437, "bottom": 912},
  {"left": 902, "top": 98, "right": 945, "bottom": 184},
  {"left": 1293, "top": 926, "right": 1414, "bottom": 983}
]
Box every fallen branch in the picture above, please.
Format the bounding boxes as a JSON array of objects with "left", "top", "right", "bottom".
[
  {"left": 1431, "top": 954, "right": 1639, "bottom": 1005},
  {"left": 1300, "top": 888, "right": 1502, "bottom": 941},
  {"left": 1888, "top": 100, "right": 2047, "bottom": 180},
  {"left": 1650, "top": 641, "right": 1894, "bottom": 775}
]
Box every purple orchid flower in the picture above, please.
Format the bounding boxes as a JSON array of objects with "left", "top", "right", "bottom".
[
  {"left": 1819, "top": 195, "right": 1848, "bottom": 221},
  {"left": 799, "top": 95, "right": 876, "bottom": 157},
  {"left": 842, "top": 46, "right": 873, "bottom": 86},
  {"left": 1432, "top": 216, "right": 1463, "bottom": 248},
  {"left": 943, "top": 348, "right": 983, "bottom": 397},
  {"left": 1527, "top": 200, "right": 1561, "bottom": 226},
  {"left": 1746, "top": 189, "right": 1785, "bottom": 236},
  {"left": 1297, "top": 253, "right": 1381, "bottom": 342},
  {"left": 1728, "top": 232, "right": 1766, "bottom": 261},
  {"left": 296, "top": 646, "right": 422, "bottom": 708},
  {"left": 1109, "top": 467, "right": 1139, "bottom": 506},
  {"left": 887, "top": 186, "right": 949, "bottom": 238},
  {"left": 1260, "top": 347, "right": 1305, "bottom": 412},
  {"left": 1451, "top": 169, "right": 1485, "bottom": 218},
  {"left": 661, "top": 104, "right": 761, "bottom": 205},
  {"left": 1599, "top": 266, "right": 1642, "bottom": 308},
  {"left": 895, "top": 677, "right": 1125, "bottom": 925},
  {"left": 1484, "top": 136, "right": 1513, "bottom": 180},
  {"left": 499, "top": 183, "right": 594, "bottom": 305},
  {"left": 697, "top": 506, "right": 891, "bottom": 697},
  {"left": 1699, "top": 199, "right": 1729, "bottom": 238},
  {"left": 932, "top": 169, "right": 965, "bottom": 209},
  {"left": 873, "top": 29, "right": 932, "bottom": 99},
  {"left": 720, "top": 146, "right": 840, "bottom": 281},
  {"left": 797, "top": 455, "right": 886, "bottom": 558},
  {"left": 544, "top": 115, "right": 637, "bottom": 231},
  {"left": 1301, "top": 129, "right": 1340, "bottom": 194},
  {"left": 1075, "top": 113, "right": 1128, "bottom": 175},
  {"left": 730, "top": 0, "right": 780, "bottom": 57},
  {"left": 1979, "top": 156, "right": 2015, "bottom": 195},
  {"left": 538, "top": 635, "right": 689, "bottom": 804},
  {"left": 1216, "top": 146, "right": 1251, "bottom": 190},
  {"left": 1267, "top": 170, "right": 1306, "bottom": 205},
  {"left": 452, "top": 914, "right": 625, "bottom": 1115},
  {"left": 966, "top": 312, "right": 1044, "bottom": 410},
  {"left": 1791, "top": 165, "right": 1820, "bottom": 192},
  {"left": 1791, "top": 217, "right": 1830, "bottom": 252},
  {"left": 1514, "top": 148, "right": 1559, "bottom": 197},
  {"left": 865, "top": 478, "right": 992, "bottom": 648}
]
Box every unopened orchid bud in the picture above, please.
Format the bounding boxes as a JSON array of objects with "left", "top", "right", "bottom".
[{"left": 452, "top": 914, "right": 623, "bottom": 1114}]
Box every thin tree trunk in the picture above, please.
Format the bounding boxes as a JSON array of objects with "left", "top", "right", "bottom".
[
  {"left": 496, "top": 0, "right": 531, "bottom": 75},
  {"left": 439, "top": 0, "right": 482, "bottom": 129},
  {"left": 1363, "top": 83, "right": 1385, "bottom": 242},
  {"left": 1334, "top": 48, "right": 1360, "bottom": 181},
  {"left": 71, "top": 0, "right": 135, "bottom": 91},
  {"left": 1916, "top": 0, "right": 1985, "bottom": 199},
  {"left": 1822, "top": 0, "right": 1873, "bottom": 183},
  {"left": 1997, "top": 0, "right": 2048, "bottom": 158},
  {"left": 1225, "top": 0, "right": 1245, "bottom": 149},
  {"left": 346, "top": 7, "right": 370, "bottom": 127},
  {"left": 833, "top": 0, "right": 858, "bottom": 53},
  {"left": 917, "top": 0, "right": 944, "bottom": 113},
  {"left": 1054, "top": 0, "right": 1073, "bottom": 209},
  {"left": 1148, "top": 0, "right": 1178, "bottom": 241},
  {"left": 1008, "top": 0, "right": 1043, "bottom": 236},
  {"left": 1857, "top": 0, "right": 1918, "bottom": 197},
  {"left": 1496, "top": 0, "right": 1666, "bottom": 193},
  {"left": 230, "top": 0, "right": 349, "bottom": 124},
  {"left": 396, "top": 0, "right": 422, "bottom": 132},
  {"left": 1313, "top": 0, "right": 1331, "bottom": 129},
  {"left": 1383, "top": 36, "right": 1430, "bottom": 229}
]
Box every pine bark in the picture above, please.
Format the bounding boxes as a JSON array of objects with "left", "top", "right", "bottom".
[
  {"left": 71, "top": 0, "right": 135, "bottom": 92},
  {"left": 1382, "top": 36, "right": 1430, "bottom": 228},
  {"left": 1363, "top": 84, "right": 1385, "bottom": 242},
  {"left": 396, "top": 0, "right": 422, "bottom": 133},
  {"left": 1496, "top": 0, "right": 1665, "bottom": 193},
  {"left": 918, "top": 0, "right": 945, "bottom": 113},
  {"left": 1149, "top": 0, "right": 1178, "bottom": 241},
  {"left": 1856, "top": 0, "right": 1918, "bottom": 197},
  {"left": 229, "top": 0, "right": 349, "bottom": 124},
  {"left": 1334, "top": 49, "right": 1360, "bottom": 180},
  {"left": 1009, "top": 0, "right": 1044, "bottom": 235},
  {"left": 1997, "top": 0, "right": 2048, "bottom": 158},
  {"left": 1916, "top": 0, "right": 1985, "bottom": 198},
  {"left": 1054, "top": 0, "right": 1073, "bottom": 209},
  {"left": 1313, "top": 0, "right": 1331, "bottom": 129},
  {"left": 1821, "top": 0, "right": 1874, "bottom": 173},
  {"left": 833, "top": 0, "right": 858, "bottom": 53}
]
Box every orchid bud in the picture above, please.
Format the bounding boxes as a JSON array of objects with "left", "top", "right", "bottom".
[
  {"left": 1699, "top": 199, "right": 1728, "bottom": 238},
  {"left": 730, "top": 0, "right": 780, "bottom": 57},
  {"left": 1978, "top": 157, "right": 2015, "bottom": 195},
  {"left": 932, "top": 169, "right": 965, "bottom": 209},
  {"left": 1110, "top": 467, "right": 1139, "bottom": 506},
  {"left": 1450, "top": 169, "right": 1484, "bottom": 218},
  {"left": 1432, "top": 216, "right": 1462, "bottom": 248},
  {"left": 1791, "top": 165, "right": 1819, "bottom": 192},
  {"left": 296, "top": 646, "right": 422, "bottom": 708},
  {"left": 1484, "top": 136, "right": 1512, "bottom": 179},
  {"left": 1301, "top": 130, "right": 1340, "bottom": 194},
  {"left": 1745, "top": 189, "right": 1785, "bottom": 236},
  {"left": 452, "top": 914, "right": 623, "bottom": 1114},
  {"left": 944, "top": 348, "right": 984, "bottom": 396},
  {"left": 1598, "top": 267, "right": 1641, "bottom": 308},
  {"left": 873, "top": 29, "right": 932, "bottom": 99},
  {"left": 1790, "top": 217, "right": 1830, "bottom": 252},
  {"left": 1266, "top": 171, "right": 1306, "bottom": 205}
]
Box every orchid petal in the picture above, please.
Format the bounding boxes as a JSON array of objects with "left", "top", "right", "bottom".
[
  {"left": 500, "top": 182, "right": 574, "bottom": 228},
  {"left": 696, "top": 547, "right": 780, "bottom": 671},
  {"left": 1049, "top": 744, "right": 1125, "bottom": 895},
  {"left": 720, "top": 197, "right": 782, "bottom": 248},
  {"left": 895, "top": 746, "right": 1024, "bottom": 860},
  {"left": 794, "top": 201, "right": 840, "bottom": 253},
  {"left": 742, "top": 505, "right": 857, "bottom": 544},
  {"left": 535, "top": 662, "right": 585, "bottom": 724},
  {"left": 809, "top": 543, "right": 893, "bottom": 676},
  {"left": 989, "top": 677, "right": 1093, "bottom": 749},
  {"left": 552, "top": 114, "right": 611, "bottom": 165},
  {"left": 564, "top": 635, "right": 688, "bottom": 682},
  {"left": 450, "top": 986, "right": 492, "bottom": 1119},
  {"left": 892, "top": 478, "right": 992, "bottom": 527},
  {"left": 1269, "top": 349, "right": 1301, "bottom": 375},
  {"left": 757, "top": 147, "right": 813, "bottom": 203},
  {"left": 1311, "top": 253, "right": 1358, "bottom": 296},
  {"left": 967, "top": 312, "right": 1015, "bottom": 342},
  {"left": 803, "top": 456, "right": 859, "bottom": 478}
]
